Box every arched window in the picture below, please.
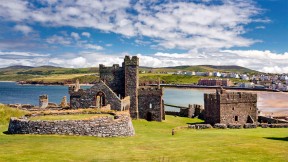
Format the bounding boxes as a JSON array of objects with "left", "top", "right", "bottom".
[
  {"left": 149, "top": 103, "right": 152, "bottom": 109},
  {"left": 95, "top": 91, "right": 105, "bottom": 108}
]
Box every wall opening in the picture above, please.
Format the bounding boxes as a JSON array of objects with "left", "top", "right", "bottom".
[
  {"left": 146, "top": 112, "right": 152, "bottom": 121},
  {"left": 149, "top": 103, "right": 152, "bottom": 109},
  {"left": 95, "top": 91, "right": 105, "bottom": 108},
  {"left": 235, "top": 116, "right": 239, "bottom": 122}
]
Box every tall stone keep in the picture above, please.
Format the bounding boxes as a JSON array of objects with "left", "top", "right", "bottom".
[{"left": 124, "top": 56, "right": 139, "bottom": 119}]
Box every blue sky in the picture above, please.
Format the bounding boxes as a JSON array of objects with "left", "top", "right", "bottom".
[{"left": 0, "top": 0, "right": 287, "bottom": 73}]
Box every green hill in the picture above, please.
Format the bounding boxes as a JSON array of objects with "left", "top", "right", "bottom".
[{"left": 141, "top": 65, "right": 260, "bottom": 74}]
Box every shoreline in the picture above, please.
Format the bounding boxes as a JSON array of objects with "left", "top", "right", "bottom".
[{"left": 0, "top": 81, "right": 286, "bottom": 93}]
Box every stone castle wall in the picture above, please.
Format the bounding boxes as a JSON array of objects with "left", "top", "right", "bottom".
[
  {"left": 8, "top": 114, "right": 135, "bottom": 137},
  {"left": 70, "top": 81, "right": 122, "bottom": 110},
  {"left": 124, "top": 56, "right": 139, "bottom": 119},
  {"left": 99, "top": 64, "right": 125, "bottom": 97},
  {"left": 138, "top": 87, "right": 164, "bottom": 121},
  {"left": 205, "top": 90, "right": 257, "bottom": 125},
  {"left": 204, "top": 93, "right": 220, "bottom": 124}
]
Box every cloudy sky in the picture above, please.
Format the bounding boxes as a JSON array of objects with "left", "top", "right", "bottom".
[{"left": 0, "top": 0, "right": 287, "bottom": 73}]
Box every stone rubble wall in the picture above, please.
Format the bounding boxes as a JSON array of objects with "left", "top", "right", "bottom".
[
  {"left": 189, "top": 123, "right": 288, "bottom": 129},
  {"left": 69, "top": 81, "right": 122, "bottom": 110},
  {"left": 258, "top": 116, "right": 288, "bottom": 124},
  {"left": 8, "top": 114, "right": 135, "bottom": 137},
  {"left": 138, "top": 87, "right": 164, "bottom": 121}
]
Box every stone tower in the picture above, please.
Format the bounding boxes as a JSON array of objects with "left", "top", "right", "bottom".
[
  {"left": 204, "top": 89, "right": 257, "bottom": 125},
  {"left": 124, "top": 56, "right": 139, "bottom": 119},
  {"left": 39, "top": 94, "right": 48, "bottom": 109}
]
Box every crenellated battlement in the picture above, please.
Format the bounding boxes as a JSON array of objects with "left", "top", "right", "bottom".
[
  {"left": 124, "top": 56, "right": 139, "bottom": 66},
  {"left": 205, "top": 92, "right": 257, "bottom": 104},
  {"left": 99, "top": 64, "right": 123, "bottom": 73},
  {"left": 138, "top": 87, "right": 163, "bottom": 96},
  {"left": 204, "top": 90, "right": 257, "bottom": 125}
]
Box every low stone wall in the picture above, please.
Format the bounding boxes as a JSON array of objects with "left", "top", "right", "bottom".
[
  {"left": 259, "top": 123, "right": 288, "bottom": 128},
  {"left": 258, "top": 116, "right": 288, "bottom": 124},
  {"left": 188, "top": 124, "right": 212, "bottom": 129},
  {"left": 165, "top": 111, "right": 179, "bottom": 116},
  {"left": 8, "top": 114, "right": 135, "bottom": 137},
  {"left": 214, "top": 123, "right": 227, "bottom": 129}
]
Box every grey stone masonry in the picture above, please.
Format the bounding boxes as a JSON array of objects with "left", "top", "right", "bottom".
[
  {"left": 8, "top": 114, "right": 135, "bottom": 137},
  {"left": 204, "top": 89, "right": 257, "bottom": 126},
  {"left": 39, "top": 95, "right": 48, "bottom": 109},
  {"left": 70, "top": 81, "right": 122, "bottom": 110},
  {"left": 124, "top": 56, "right": 139, "bottom": 119},
  {"left": 138, "top": 87, "right": 164, "bottom": 121}
]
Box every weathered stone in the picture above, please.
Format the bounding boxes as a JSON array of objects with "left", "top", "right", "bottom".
[
  {"left": 204, "top": 89, "right": 257, "bottom": 126},
  {"left": 60, "top": 96, "right": 68, "bottom": 108},
  {"left": 39, "top": 95, "right": 48, "bottom": 109},
  {"left": 68, "top": 56, "right": 164, "bottom": 122},
  {"left": 214, "top": 123, "right": 227, "bottom": 129},
  {"left": 8, "top": 114, "right": 135, "bottom": 137}
]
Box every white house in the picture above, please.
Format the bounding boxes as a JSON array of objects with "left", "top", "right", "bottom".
[
  {"left": 186, "top": 71, "right": 195, "bottom": 76},
  {"left": 241, "top": 74, "right": 250, "bottom": 80},
  {"left": 214, "top": 72, "right": 221, "bottom": 77}
]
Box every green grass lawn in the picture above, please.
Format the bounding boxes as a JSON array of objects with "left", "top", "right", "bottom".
[
  {"left": 0, "top": 106, "right": 287, "bottom": 161},
  {"left": 29, "top": 114, "right": 111, "bottom": 121}
]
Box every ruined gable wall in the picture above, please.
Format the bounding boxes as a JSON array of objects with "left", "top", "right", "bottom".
[
  {"left": 138, "top": 87, "right": 163, "bottom": 121},
  {"left": 99, "top": 64, "right": 125, "bottom": 97},
  {"left": 70, "top": 81, "right": 122, "bottom": 110},
  {"left": 219, "top": 92, "right": 257, "bottom": 124}
]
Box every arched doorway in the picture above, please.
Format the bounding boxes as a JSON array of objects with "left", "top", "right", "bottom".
[
  {"left": 95, "top": 91, "right": 105, "bottom": 108},
  {"left": 146, "top": 112, "right": 153, "bottom": 121}
]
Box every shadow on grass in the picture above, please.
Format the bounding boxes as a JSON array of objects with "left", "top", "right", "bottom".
[
  {"left": 264, "top": 137, "right": 288, "bottom": 142},
  {"left": 2, "top": 131, "right": 10, "bottom": 135},
  {"left": 186, "top": 122, "right": 205, "bottom": 125}
]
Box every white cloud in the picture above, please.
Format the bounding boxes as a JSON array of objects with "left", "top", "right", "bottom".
[
  {"left": 256, "top": 26, "right": 266, "bottom": 29},
  {"left": 46, "top": 35, "right": 71, "bottom": 45},
  {"left": 81, "top": 32, "right": 91, "bottom": 38},
  {"left": 0, "top": 0, "right": 268, "bottom": 50},
  {"left": 1, "top": 49, "right": 288, "bottom": 74},
  {"left": 84, "top": 44, "right": 103, "bottom": 50},
  {"left": 0, "top": 51, "right": 48, "bottom": 57},
  {"left": 71, "top": 32, "right": 80, "bottom": 40},
  {"left": 14, "top": 25, "right": 33, "bottom": 35}
]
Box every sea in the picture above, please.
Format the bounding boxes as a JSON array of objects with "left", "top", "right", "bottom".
[{"left": 0, "top": 82, "right": 288, "bottom": 113}]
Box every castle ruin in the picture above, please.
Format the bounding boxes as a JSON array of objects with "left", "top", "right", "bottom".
[
  {"left": 69, "top": 56, "right": 164, "bottom": 121},
  {"left": 204, "top": 88, "right": 257, "bottom": 125}
]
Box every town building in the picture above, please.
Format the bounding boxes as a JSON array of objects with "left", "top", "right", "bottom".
[{"left": 198, "top": 79, "right": 232, "bottom": 87}]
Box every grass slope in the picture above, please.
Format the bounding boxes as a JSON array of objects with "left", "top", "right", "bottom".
[
  {"left": 0, "top": 106, "right": 287, "bottom": 161},
  {"left": 0, "top": 104, "right": 27, "bottom": 125},
  {"left": 30, "top": 114, "right": 111, "bottom": 121},
  {"left": 139, "top": 74, "right": 245, "bottom": 84}
]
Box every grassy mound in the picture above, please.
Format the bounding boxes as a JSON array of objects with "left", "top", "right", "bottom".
[
  {"left": 0, "top": 104, "right": 27, "bottom": 125},
  {"left": 29, "top": 114, "right": 112, "bottom": 121}
]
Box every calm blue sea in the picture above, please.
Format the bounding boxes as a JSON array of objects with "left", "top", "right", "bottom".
[
  {"left": 0, "top": 82, "right": 210, "bottom": 111},
  {"left": 0, "top": 82, "right": 69, "bottom": 105}
]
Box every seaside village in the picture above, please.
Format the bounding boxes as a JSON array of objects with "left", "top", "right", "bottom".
[{"left": 7, "top": 56, "right": 288, "bottom": 137}]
